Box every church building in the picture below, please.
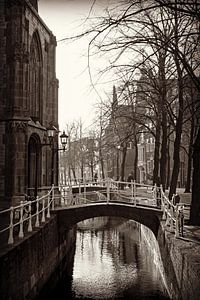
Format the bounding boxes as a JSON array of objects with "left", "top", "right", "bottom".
[{"left": 0, "top": 0, "right": 59, "bottom": 207}]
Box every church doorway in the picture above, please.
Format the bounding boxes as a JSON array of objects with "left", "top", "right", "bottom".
[{"left": 28, "top": 134, "right": 41, "bottom": 198}]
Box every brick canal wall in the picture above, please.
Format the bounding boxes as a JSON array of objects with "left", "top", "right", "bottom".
[
  {"left": 142, "top": 223, "right": 200, "bottom": 300},
  {"left": 0, "top": 214, "right": 76, "bottom": 300},
  {"left": 1, "top": 211, "right": 200, "bottom": 300}
]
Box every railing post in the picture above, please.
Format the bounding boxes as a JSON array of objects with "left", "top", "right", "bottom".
[
  {"left": 175, "top": 205, "right": 184, "bottom": 238},
  {"left": 28, "top": 201, "right": 32, "bottom": 232},
  {"left": 41, "top": 197, "right": 45, "bottom": 223},
  {"left": 8, "top": 207, "right": 14, "bottom": 245},
  {"left": 35, "top": 196, "right": 40, "bottom": 227},
  {"left": 47, "top": 195, "right": 50, "bottom": 218},
  {"left": 160, "top": 186, "right": 166, "bottom": 220},
  {"left": 153, "top": 184, "right": 157, "bottom": 205},
  {"left": 180, "top": 205, "right": 184, "bottom": 237},
  {"left": 18, "top": 201, "right": 24, "bottom": 238},
  {"left": 83, "top": 178, "right": 86, "bottom": 199},
  {"left": 165, "top": 210, "right": 169, "bottom": 227},
  {"left": 170, "top": 206, "right": 174, "bottom": 232},
  {"left": 64, "top": 187, "right": 68, "bottom": 205},
  {"left": 79, "top": 181, "right": 81, "bottom": 197},
  {"left": 133, "top": 180, "right": 136, "bottom": 206},
  {"left": 68, "top": 183, "right": 73, "bottom": 205},
  {"left": 117, "top": 180, "right": 119, "bottom": 196},
  {"left": 131, "top": 180, "right": 134, "bottom": 203},
  {"left": 157, "top": 185, "right": 161, "bottom": 209},
  {"left": 107, "top": 177, "right": 110, "bottom": 204},
  {"left": 175, "top": 205, "right": 179, "bottom": 238}
]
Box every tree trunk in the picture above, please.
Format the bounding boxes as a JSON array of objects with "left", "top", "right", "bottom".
[
  {"left": 90, "top": 158, "right": 94, "bottom": 180},
  {"left": 158, "top": 53, "right": 168, "bottom": 190},
  {"left": 169, "top": 10, "right": 184, "bottom": 200},
  {"left": 185, "top": 119, "right": 194, "bottom": 193},
  {"left": 116, "top": 149, "right": 120, "bottom": 180},
  {"left": 133, "top": 135, "right": 138, "bottom": 181},
  {"left": 71, "top": 168, "right": 77, "bottom": 184},
  {"left": 81, "top": 161, "right": 84, "bottom": 182},
  {"left": 190, "top": 128, "right": 200, "bottom": 225},
  {"left": 160, "top": 112, "right": 168, "bottom": 190},
  {"left": 99, "top": 148, "right": 105, "bottom": 179},
  {"left": 120, "top": 146, "right": 127, "bottom": 182},
  {"left": 153, "top": 123, "right": 161, "bottom": 185},
  {"left": 166, "top": 143, "right": 171, "bottom": 190},
  {"left": 168, "top": 78, "right": 183, "bottom": 199}
]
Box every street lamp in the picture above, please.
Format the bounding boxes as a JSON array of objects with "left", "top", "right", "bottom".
[
  {"left": 46, "top": 125, "right": 58, "bottom": 141},
  {"left": 46, "top": 125, "right": 68, "bottom": 149},
  {"left": 60, "top": 130, "right": 68, "bottom": 151},
  {"left": 46, "top": 124, "right": 69, "bottom": 185}
]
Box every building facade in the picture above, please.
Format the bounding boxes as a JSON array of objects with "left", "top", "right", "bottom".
[
  {"left": 103, "top": 86, "right": 137, "bottom": 181},
  {"left": 0, "top": 0, "right": 58, "bottom": 207}
]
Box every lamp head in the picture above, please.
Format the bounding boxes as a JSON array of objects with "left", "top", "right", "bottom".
[
  {"left": 60, "top": 130, "right": 68, "bottom": 151},
  {"left": 47, "top": 124, "right": 58, "bottom": 144}
]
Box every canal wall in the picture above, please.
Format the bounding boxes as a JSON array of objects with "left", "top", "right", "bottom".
[
  {"left": 0, "top": 214, "right": 76, "bottom": 300},
  {"left": 141, "top": 223, "right": 200, "bottom": 300},
  {"left": 1, "top": 206, "right": 200, "bottom": 300}
]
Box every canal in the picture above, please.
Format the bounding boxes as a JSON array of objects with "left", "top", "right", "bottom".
[{"left": 40, "top": 217, "right": 170, "bottom": 300}]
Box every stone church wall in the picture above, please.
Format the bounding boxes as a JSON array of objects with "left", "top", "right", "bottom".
[{"left": 0, "top": 0, "right": 59, "bottom": 207}]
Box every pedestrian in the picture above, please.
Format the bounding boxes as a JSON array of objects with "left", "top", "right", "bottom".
[
  {"left": 94, "top": 173, "right": 98, "bottom": 185},
  {"left": 177, "top": 205, "right": 184, "bottom": 237},
  {"left": 173, "top": 194, "right": 180, "bottom": 206},
  {"left": 156, "top": 177, "right": 161, "bottom": 208},
  {"left": 94, "top": 173, "right": 98, "bottom": 181},
  {"left": 127, "top": 171, "right": 134, "bottom": 187}
]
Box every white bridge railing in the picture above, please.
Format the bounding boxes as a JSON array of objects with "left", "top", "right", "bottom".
[
  {"left": 0, "top": 185, "right": 55, "bottom": 246},
  {"left": 0, "top": 178, "right": 188, "bottom": 246}
]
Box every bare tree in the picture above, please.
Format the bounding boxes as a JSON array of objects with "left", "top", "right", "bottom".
[{"left": 63, "top": 0, "right": 199, "bottom": 222}]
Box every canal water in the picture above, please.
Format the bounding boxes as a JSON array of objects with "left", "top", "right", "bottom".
[{"left": 43, "top": 217, "right": 170, "bottom": 300}]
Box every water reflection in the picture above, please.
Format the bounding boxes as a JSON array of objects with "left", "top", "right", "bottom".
[{"left": 70, "top": 217, "right": 169, "bottom": 300}]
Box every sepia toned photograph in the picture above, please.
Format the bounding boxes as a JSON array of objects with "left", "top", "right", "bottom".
[{"left": 0, "top": 0, "right": 200, "bottom": 299}]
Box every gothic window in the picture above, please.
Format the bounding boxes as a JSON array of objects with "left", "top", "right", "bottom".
[{"left": 29, "top": 32, "right": 42, "bottom": 122}]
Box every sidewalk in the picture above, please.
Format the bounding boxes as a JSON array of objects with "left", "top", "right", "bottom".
[
  {"left": 165, "top": 189, "right": 200, "bottom": 244},
  {"left": 165, "top": 188, "right": 192, "bottom": 204}
]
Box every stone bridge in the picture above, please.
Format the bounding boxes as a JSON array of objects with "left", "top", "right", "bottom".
[
  {"left": 55, "top": 202, "right": 163, "bottom": 238},
  {"left": 1, "top": 181, "right": 198, "bottom": 300}
]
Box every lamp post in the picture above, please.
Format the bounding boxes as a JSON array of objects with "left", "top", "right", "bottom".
[{"left": 46, "top": 125, "right": 68, "bottom": 186}]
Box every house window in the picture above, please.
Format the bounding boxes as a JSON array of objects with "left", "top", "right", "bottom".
[{"left": 127, "top": 142, "right": 132, "bottom": 149}]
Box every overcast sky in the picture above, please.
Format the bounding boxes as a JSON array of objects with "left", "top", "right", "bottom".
[{"left": 38, "top": 0, "right": 115, "bottom": 132}]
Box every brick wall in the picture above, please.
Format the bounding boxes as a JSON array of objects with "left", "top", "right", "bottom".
[
  {"left": 0, "top": 215, "right": 76, "bottom": 300},
  {"left": 143, "top": 223, "right": 200, "bottom": 300}
]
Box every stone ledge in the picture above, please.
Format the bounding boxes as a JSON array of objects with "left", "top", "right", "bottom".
[{"left": 159, "top": 222, "right": 200, "bottom": 300}]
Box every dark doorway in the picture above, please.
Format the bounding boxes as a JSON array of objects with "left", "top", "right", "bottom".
[{"left": 28, "top": 135, "right": 41, "bottom": 198}]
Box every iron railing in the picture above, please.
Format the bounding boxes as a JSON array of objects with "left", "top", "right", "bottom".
[
  {"left": 0, "top": 179, "right": 189, "bottom": 246},
  {"left": 0, "top": 185, "right": 55, "bottom": 246}
]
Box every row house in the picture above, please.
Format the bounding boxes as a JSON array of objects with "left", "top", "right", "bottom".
[
  {"left": 104, "top": 69, "right": 198, "bottom": 187},
  {"left": 103, "top": 86, "right": 137, "bottom": 182}
]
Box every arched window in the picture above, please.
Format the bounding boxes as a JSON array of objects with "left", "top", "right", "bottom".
[{"left": 29, "top": 31, "right": 42, "bottom": 122}]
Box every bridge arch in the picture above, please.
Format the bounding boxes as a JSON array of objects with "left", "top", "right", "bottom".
[{"left": 56, "top": 203, "right": 162, "bottom": 238}]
